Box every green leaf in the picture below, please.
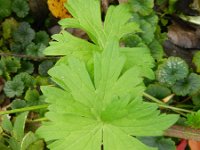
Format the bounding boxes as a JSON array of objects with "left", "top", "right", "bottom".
[
  {"left": 25, "top": 89, "right": 42, "bottom": 106},
  {"left": 145, "top": 84, "right": 171, "bottom": 100},
  {"left": 186, "top": 110, "right": 200, "bottom": 128},
  {"left": 12, "top": 0, "right": 30, "bottom": 18},
  {"left": 138, "top": 137, "right": 176, "bottom": 150},
  {"left": 38, "top": 60, "right": 54, "bottom": 76},
  {"left": 27, "top": 140, "right": 44, "bottom": 150},
  {"left": 0, "top": 0, "right": 12, "bottom": 19},
  {"left": 12, "top": 22, "right": 35, "bottom": 48},
  {"left": 0, "top": 57, "right": 21, "bottom": 74},
  {"left": 0, "top": 142, "right": 10, "bottom": 150},
  {"left": 26, "top": 43, "right": 45, "bottom": 57},
  {"left": 192, "top": 92, "right": 200, "bottom": 106},
  {"left": 37, "top": 1, "right": 178, "bottom": 149},
  {"left": 34, "top": 31, "right": 49, "bottom": 46},
  {"left": 21, "top": 132, "right": 37, "bottom": 150},
  {"left": 193, "top": 51, "right": 200, "bottom": 73},
  {"left": 120, "top": 47, "right": 155, "bottom": 79},
  {"left": 64, "top": 0, "right": 105, "bottom": 47},
  {"left": 11, "top": 99, "right": 27, "bottom": 109},
  {"left": 1, "top": 115, "right": 13, "bottom": 133},
  {"left": 2, "top": 18, "right": 18, "bottom": 39},
  {"left": 156, "top": 57, "right": 189, "bottom": 86},
  {"left": 103, "top": 125, "right": 155, "bottom": 150},
  {"left": 37, "top": 37, "right": 178, "bottom": 150},
  {"left": 18, "top": 61, "right": 34, "bottom": 74},
  {"left": 3, "top": 80, "right": 24, "bottom": 98},
  {"left": 13, "top": 72, "right": 35, "bottom": 88},
  {"left": 13, "top": 112, "right": 28, "bottom": 141},
  {"left": 172, "top": 73, "right": 200, "bottom": 96},
  {"left": 7, "top": 137, "right": 20, "bottom": 150},
  {"left": 57, "top": 1, "right": 151, "bottom": 78},
  {"left": 149, "top": 39, "right": 164, "bottom": 61},
  {"left": 129, "top": 0, "right": 154, "bottom": 16},
  {"left": 43, "top": 30, "right": 100, "bottom": 61}
]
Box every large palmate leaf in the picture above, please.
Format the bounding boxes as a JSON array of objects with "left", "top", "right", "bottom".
[
  {"left": 37, "top": 37, "right": 178, "bottom": 149},
  {"left": 45, "top": 0, "right": 154, "bottom": 79}
]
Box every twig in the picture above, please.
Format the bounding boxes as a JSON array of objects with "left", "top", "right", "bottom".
[
  {"left": 164, "top": 125, "right": 200, "bottom": 141},
  {"left": 0, "top": 52, "right": 60, "bottom": 61}
]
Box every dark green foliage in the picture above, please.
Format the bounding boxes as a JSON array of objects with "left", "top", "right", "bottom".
[
  {"left": 34, "top": 31, "right": 50, "bottom": 46},
  {"left": 13, "top": 72, "right": 35, "bottom": 88},
  {"left": 26, "top": 43, "right": 45, "bottom": 57},
  {"left": 12, "top": 22, "right": 35, "bottom": 48},
  {"left": 138, "top": 136, "right": 176, "bottom": 150},
  {"left": 0, "top": 0, "right": 12, "bottom": 19},
  {"left": 129, "top": 0, "right": 154, "bottom": 16},
  {"left": 3, "top": 80, "right": 24, "bottom": 98},
  {"left": 18, "top": 61, "right": 34, "bottom": 74},
  {"left": 11, "top": 99, "right": 27, "bottom": 109},
  {"left": 156, "top": 57, "right": 189, "bottom": 86},
  {"left": 12, "top": 0, "right": 29, "bottom": 18},
  {"left": 25, "top": 89, "right": 42, "bottom": 106},
  {"left": 38, "top": 60, "right": 54, "bottom": 76},
  {"left": 172, "top": 73, "right": 200, "bottom": 96},
  {"left": 146, "top": 84, "right": 171, "bottom": 99},
  {"left": 192, "top": 92, "right": 200, "bottom": 106}
]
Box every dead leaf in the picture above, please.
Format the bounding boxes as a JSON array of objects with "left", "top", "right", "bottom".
[{"left": 189, "top": 140, "right": 200, "bottom": 150}]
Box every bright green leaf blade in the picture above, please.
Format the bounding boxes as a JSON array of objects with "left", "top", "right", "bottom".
[
  {"left": 37, "top": 114, "right": 100, "bottom": 142},
  {"left": 59, "top": 18, "right": 81, "bottom": 29},
  {"left": 48, "top": 58, "right": 96, "bottom": 108},
  {"left": 120, "top": 47, "right": 155, "bottom": 79},
  {"left": 47, "top": 126, "right": 102, "bottom": 150},
  {"left": 13, "top": 112, "right": 28, "bottom": 141},
  {"left": 103, "top": 125, "right": 156, "bottom": 150},
  {"left": 44, "top": 31, "right": 99, "bottom": 61},
  {"left": 27, "top": 140, "right": 44, "bottom": 150},
  {"left": 104, "top": 4, "right": 140, "bottom": 40},
  {"left": 108, "top": 98, "right": 178, "bottom": 136},
  {"left": 21, "top": 132, "right": 37, "bottom": 150},
  {"left": 65, "top": 0, "right": 105, "bottom": 46},
  {"left": 2, "top": 115, "right": 13, "bottom": 133},
  {"left": 41, "top": 86, "right": 94, "bottom": 118}
]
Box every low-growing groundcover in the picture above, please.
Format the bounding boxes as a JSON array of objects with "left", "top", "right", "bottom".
[{"left": 36, "top": 0, "right": 179, "bottom": 149}]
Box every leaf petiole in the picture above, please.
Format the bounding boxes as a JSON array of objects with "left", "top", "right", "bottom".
[
  {"left": 143, "top": 92, "right": 194, "bottom": 114},
  {"left": 0, "top": 104, "right": 49, "bottom": 115}
]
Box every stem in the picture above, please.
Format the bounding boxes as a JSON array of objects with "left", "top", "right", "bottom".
[
  {"left": 0, "top": 104, "right": 49, "bottom": 115},
  {"left": 143, "top": 92, "right": 194, "bottom": 114},
  {"left": 143, "top": 92, "right": 163, "bottom": 104},
  {"left": 0, "top": 53, "right": 60, "bottom": 61},
  {"left": 158, "top": 104, "right": 194, "bottom": 113},
  {"left": 27, "top": 117, "right": 48, "bottom": 123},
  {"left": 164, "top": 125, "right": 200, "bottom": 141}
]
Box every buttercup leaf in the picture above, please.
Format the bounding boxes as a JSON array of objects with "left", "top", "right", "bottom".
[{"left": 37, "top": 0, "right": 179, "bottom": 149}]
